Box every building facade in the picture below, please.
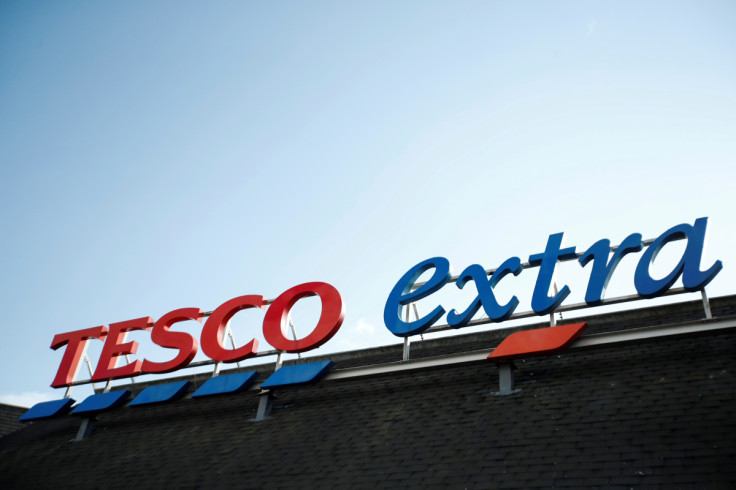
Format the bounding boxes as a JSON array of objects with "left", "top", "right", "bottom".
[{"left": 1, "top": 295, "right": 735, "bottom": 488}]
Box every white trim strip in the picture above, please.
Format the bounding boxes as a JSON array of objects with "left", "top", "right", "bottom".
[{"left": 322, "top": 316, "right": 736, "bottom": 382}]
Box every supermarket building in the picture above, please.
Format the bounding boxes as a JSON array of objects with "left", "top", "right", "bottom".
[{"left": 1, "top": 219, "right": 734, "bottom": 488}]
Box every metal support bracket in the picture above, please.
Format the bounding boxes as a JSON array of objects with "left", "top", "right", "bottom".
[
  {"left": 74, "top": 417, "right": 96, "bottom": 442},
  {"left": 701, "top": 289, "right": 713, "bottom": 319},
  {"left": 288, "top": 317, "right": 301, "bottom": 359},
  {"left": 125, "top": 354, "right": 136, "bottom": 383},
  {"left": 401, "top": 304, "right": 422, "bottom": 361},
  {"left": 496, "top": 362, "right": 517, "bottom": 395},
  {"left": 254, "top": 390, "right": 274, "bottom": 422},
  {"left": 64, "top": 344, "right": 99, "bottom": 398},
  {"left": 550, "top": 282, "right": 560, "bottom": 327},
  {"left": 274, "top": 352, "right": 284, "bottom": 370},
  {"left": 402, "top": 305, "right": 412, "bottom": 361},
  {"left": 213, "top": 320, "right": 237, "bottom": 377}
]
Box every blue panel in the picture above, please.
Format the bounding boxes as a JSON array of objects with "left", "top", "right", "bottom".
[
  {"left": 260, "top": 360, "right": 334, "bottom": 389},
  {"left": 128, "top": 381, "right": 191, "bottom": 407},
  {"left": 19, "top": 398, "right": 75, "bottom": 422},
  {"left": 71, "top": 390, "right": 131, "bottom": 415},
  {"left": 191, "top": 371, "right": 259, "bottom": 398}
]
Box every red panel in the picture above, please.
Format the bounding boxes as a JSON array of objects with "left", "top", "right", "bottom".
[{"left": 487, "top": 322, "right": 588, "bottom": 361}]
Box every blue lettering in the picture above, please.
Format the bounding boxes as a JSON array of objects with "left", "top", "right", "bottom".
[
  {"left": 635, "top": 217, "right": 722, "bottom": 298},
  {"left": 383, "top": 257, "right": 451, "bottom": 336},
  {"left": 447, "top": 257, "right": 523, "bottom": 328},
  {"left": 529, "top": 233, "right": 576, "bottom": 315},
  {"left": 579, "top": 233, "right": 643, "bottom": 305}
]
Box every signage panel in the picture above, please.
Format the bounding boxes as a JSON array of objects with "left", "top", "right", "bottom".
[
  {"left": 50, "top": 282, "right": 345, "bottom": 387},
  {"left": 45, "top": 217, "right": 723, "bottom": 392},
  {"left": 384, "top": 218, "right": 722, "bottom": 337}
]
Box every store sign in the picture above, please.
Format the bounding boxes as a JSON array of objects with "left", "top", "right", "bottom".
[
  {"left": 49, "top": 218, "right": 723, "bottom": 390},
  {"left": 50, "top": 282, "right": 344, "bottom": 388},
  {"left": 384, "top": 218, "right": 722, "bottom": 337}
]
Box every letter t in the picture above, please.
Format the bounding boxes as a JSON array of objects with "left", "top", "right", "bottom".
[{"left": 529, "top": 232, "right": 576, "bottom": 315}]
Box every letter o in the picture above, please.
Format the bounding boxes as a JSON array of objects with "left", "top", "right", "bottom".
[{"left": 263, "top": 282, "right": 345, "bottom": 353}]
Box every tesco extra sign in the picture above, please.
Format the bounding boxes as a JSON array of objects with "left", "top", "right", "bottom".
[
  {"left": 384, "top": 217, "right": 722, "bottom": 336},
  {"left": 49, "top": 217, "right": 723, "bottom": 388},
  {"left": 50, "top": 282, "right": 344, "bottom": 388}
]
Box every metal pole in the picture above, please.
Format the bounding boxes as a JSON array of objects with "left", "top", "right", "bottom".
[
  {"left": 550, "top": 281, "right": 559, "bottom": 326},
  {"left": 288, "top": 317, "right": 301, "bottom": 359},
  {"left": 402, "top": 305, "right": 411, "bottom": 361},
  {"left": 256, "top": 339, "right": 286, "bottom": 422},
  {"left": 497, "top": 363, "right": 516, "bottom": 395},
  {"left": 125, "top": 354, "right": 135, "bottom": 383},
  {"left": 275, "top": 351, "right": 284, "bottom": 370},
  {"left": 102, "top": 332, "right": 123, "bottom": 393},
  {"left": 701, "top": 289, "right": 713, "bottom": 319},
  {"left": 213, "top": 320, "right": 232, "bottom": 377},
  {"left": 414, "top": 305, "right": 425, "bottom": 341},
  {"left": 74, "top": 417, "right": 96, "bottom": 442},
  {"left": 255, "top": 391, "right": 273, "bottom": 421},
  {"left": 64, "top": 340, "right": 95, "bottom": 397},
  {"left": 83, "top": 354, "right": 98, "bottom": 392},
  {"left": 227, "top": 329, "right": 241, "bottom": 367}
]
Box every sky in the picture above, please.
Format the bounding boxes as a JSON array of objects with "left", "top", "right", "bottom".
[{"left": 1, "top": 1, "right": 734, "bottom": 407}]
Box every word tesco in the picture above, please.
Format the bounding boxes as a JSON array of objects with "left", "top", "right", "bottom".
[
  {"left": 51, "top": 282, "right": 344, "bottom": 388},
  {"left": 384, "top": 218, "right": 722, "bottom": 337}
]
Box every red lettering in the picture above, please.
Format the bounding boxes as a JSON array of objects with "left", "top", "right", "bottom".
[
  {"left": 200, "top": 295, "right": 263, "bottom": 363},
  {"left": 91, "top": 317, "right": 153, "bottom": 381},
  {"left": 50, "top": 326, "right": 107, "bottom": 388},
  {"left": 51, "top": 283, "right": 345, "bottom": 387},
  {"left": 141, "top": 308, "right": 202, "bottom": 374},
  {"left": 263, "top": 282, "right": 345, "bottom": 353}
]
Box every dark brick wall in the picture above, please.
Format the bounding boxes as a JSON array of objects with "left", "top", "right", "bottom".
[{"left": 0, "top": 404, "right": 25, "bottom": 438}]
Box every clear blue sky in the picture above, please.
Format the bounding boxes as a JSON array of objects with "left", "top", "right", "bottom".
[{"left": 1, "top": 1, "right": 734, "bottom": 406}]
